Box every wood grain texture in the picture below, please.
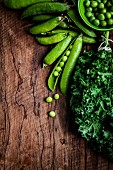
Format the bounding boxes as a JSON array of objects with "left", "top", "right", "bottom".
[{"left": 0, "top": 0, "right": 113, "bottom": 169}]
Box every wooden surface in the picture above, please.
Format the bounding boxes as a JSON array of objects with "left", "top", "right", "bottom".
[{"left": 0, "top": 1, "right": 113, "bottom": 169}]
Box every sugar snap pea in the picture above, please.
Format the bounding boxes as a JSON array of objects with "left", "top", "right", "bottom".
[
  {"left": 48, "top": 38, "right": 75, "bottom": 91},
  {"left": 29, "top": 16, "right": 63, "bottom": 34},
  {"left": 32, "top": 15, "right": 55, "bottom": 21},
  {"left": 21, "top": 2, "right": 70, "bottom": 19},
  {"left": 67, "top": 9, "right": 97, "bottom": 38},
  {"left": 60, "top": 34, "right": 83, "bottom": 95},
  {"left": 43, "top": 35, "right": 73, "bottom": 67},
  {"left": 36, "top": 32, "right": 67, "bottom": 45},
  {"left": 4, "top": 0, "right": 54, "bottom": 9}
]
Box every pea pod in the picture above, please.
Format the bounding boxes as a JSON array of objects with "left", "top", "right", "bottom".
[
  {"left": 4, "top": 0, "right": 54, "bottom": 9},
  {"left": 29, "top": 16, "right": 63, "bottom": 34},
  {"left": 47, "top": 29, "right": 96, "bottom": 44},
  {"left": 83, "top": 35, "right": 96, "bottom": 44},
  {"left": 67, "top": 9, "right": 97, "bottom": 38},
  {"left": 47, "top": 29, "right": 79, "bottom": 37},
  {"left": 48, "top": 38, "right": 75, "bottom": 91},
  {"left": 43, "top": 35, "right": 73, "bottom": 67},
  {"left": 21, "top": 2, "right": 70, "bottom": 19},
  {"left": 36, "top": 32, "right": 67, "bottom": 45},
  {"left": 32, "top": 14, "right": 55, "bottom": 21},
  {"left": 58, "top": 21, "right": 70, "bottom": 28},
  {"left": 60, "top": 34, "right": 83, "bottom": 95}
]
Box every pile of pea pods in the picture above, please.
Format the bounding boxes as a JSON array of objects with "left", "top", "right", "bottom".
[{"left": 4, "top": 0, "right": 97, "bottom": 95}]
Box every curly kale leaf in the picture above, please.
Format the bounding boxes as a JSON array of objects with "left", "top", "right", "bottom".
[{"left": 70, "top": 50, "right": 113, "bottom": 160}]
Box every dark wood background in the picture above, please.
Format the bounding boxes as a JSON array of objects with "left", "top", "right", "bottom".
[{"left": 1, "top": 0, "right": 113, "bottom": 169}]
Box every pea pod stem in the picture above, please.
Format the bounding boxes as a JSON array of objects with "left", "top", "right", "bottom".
[{"left": 60, "top": 34, "right": 83, "bottom": 95}]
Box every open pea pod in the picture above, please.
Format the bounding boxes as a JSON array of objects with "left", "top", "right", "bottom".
[
  {"left": 48, "top": 37, "right": 76, "bottom": 91},
  {"left": 43, "top": 34, "right": 74, "bottom": 67}
]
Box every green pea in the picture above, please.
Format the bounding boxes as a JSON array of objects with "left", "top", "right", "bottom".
[
  {"left": 66, "top": 50, "right": 70, "bottom": 56},
  {"left": 62, "top": 56, "right": 68, "bottom": 62},
  {"left": 89, "top": 16, "right": 95, "bottom": 22},
  {"left": 56, "top": 66, "right": 62, "bottom": 72},
  {"left": 48, "top": 111, "right": 56, "bottom": 118},
  {"left": 93, "top": 8, "right": 98, "bottom": 12},
  {"left": 54, "top": 94, "right": 60, "bottom": 100},
  {"left": 86, "top": 7, "right": 93, "bottom": 12},
  {"left": 91, "top": 1, "right": 98, "bottom": 8},
  {"left": 60, "top": 61, "right": 65, "bottom": 67},
  {"left": 86, "top": 11, "right": 92, "bottom": 18},
  {"left": 96, "top": 0, "right": 101, "bottom": 2},
  {"left": 93, "top": 19, "right": 100, "bottom": 26},
  {"left": 46, "top": 96, "right": 52, "bottom": 103},
  {"left": 100, "top": 8, "right": 107, "bottom": 13},
  {"left": 95, "top": 12, "right": 99, "bottom": 17},
  {"left": 107, "top": 19, "right": 113, "bottom": 25},
  {"left": 101, "top": 20, "right": 107, "bottom": 27},
  {"left": 98, "top": 14, "right": 105, "bottom": 20},
  {"left": 69, "top": 45, "right": 73, "bottom": 49},
  {"left": 107, "top": 1, "right": 112, "bottom": 7},
  {"left": 102, "top": 0, "right": 107, "bottom": 4},
  {"left": 54, "top": 71, "right": 59, "bottom": 77},
  {"left": 105, "top": 12, "right": 111, "bottom": 19},
  {"left": 98, "top": 3, "right": 104, "bottom": 9},
  {"left": 84, "top": 0, "right": 90, "bottom": 7}
]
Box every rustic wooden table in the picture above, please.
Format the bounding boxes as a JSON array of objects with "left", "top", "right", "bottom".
[{"left": 1, "top": 0, "right": 113, "bottom": 169}]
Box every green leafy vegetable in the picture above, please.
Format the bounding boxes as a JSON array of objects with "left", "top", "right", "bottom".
[{"left": 70, "top": 49, "right": 113, "bottom": 160}]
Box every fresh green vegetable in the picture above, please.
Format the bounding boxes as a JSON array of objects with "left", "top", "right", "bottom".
[
  {"left": 54, "top": 94, "right": 59, "bottom": 100},
  {"left": 58, "top": 21, "right": 69, "bottom": 28},
  {"left": 29, "top": 16, "right": 63, "bottom": 34},
  {"left": 60, "top": 34, "right": 83, "bottom": 95},
  {"left": 46, "top": 96, "right": 52, "bottom": 103},
  {"left": 36, "top": 32, "right": 67, "bottom": 45},
  {"left": 4, "top": 0, "right": 54, "bottom": 9},
  {"left": 43, "top": 35, "right": 72, "bottom": 67},
  {"left": 70, "top": 49, "right": 113, "bottom": 160},
  {"left": 83, "top": 0, "right": 113, "bottom": 27},
  {"left": 48, "top": 39, "right": 75, "bottom": 91},
  {"left": 32, "top": 14, "right": 55, "bottom": 21},
  {"left": 49, "top": 111, "right": 56, "bottom": 117},
  {"left": 67, "top": 9, "right": 97, "bottom": 37},
  {"left": 21, "top": 2, "right": 70, "bottom": 19}
]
